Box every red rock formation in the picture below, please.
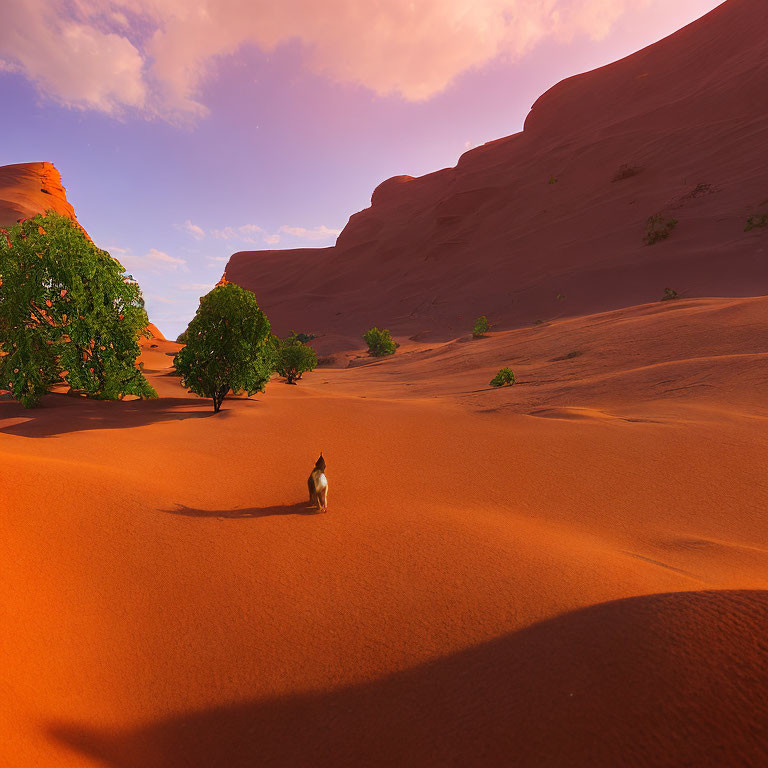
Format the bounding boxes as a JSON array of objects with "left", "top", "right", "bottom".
[
  {"left": 0, "top": 162, "right": 79, "bottom": 228},
  {"left": 224, "top": 0, "right": 768, "bottom": 351}
]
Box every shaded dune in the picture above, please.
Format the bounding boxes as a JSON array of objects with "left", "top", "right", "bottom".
[
  {"left": 224, "top": 0, "right": 768, "bottom": 350},
  {"left": 49, "top": 591, "right": 768, "bottom": 768}
]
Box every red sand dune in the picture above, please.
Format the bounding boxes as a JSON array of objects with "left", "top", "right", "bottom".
[
  {"left": 2, "top": 298, "right": 768, "bottom": 767},
  {"left": 224, "top": 0, "right": 768, "bottom": 352},
  {"left": 3, "top": 1, "right": 768, "bottom": 766},
  {"left": 0, "top": 162, "right": 79, "bottom": 229}
]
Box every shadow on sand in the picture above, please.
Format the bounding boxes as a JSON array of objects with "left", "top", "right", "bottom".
[
  {"left": 164, "top": 501, "right": 320, "bottom": 519},
  {"left": 0, "top": 396, "right": 218, "bottom": 437},
  {"left": 48, "top": 590, "right": 768, "bottom": 767}
]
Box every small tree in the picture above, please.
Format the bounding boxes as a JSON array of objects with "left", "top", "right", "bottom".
[
  {"left": 363, "top": 326, "right": 396, "bottom": 357},
  {"left": 174, "top": 283, "right": 273, "bottom": 412},
  {"left": 472, "top": 315, "right": 489, "bottom": 338},
  {"left": 490, "top": 368, "right": 515, "bottom": 387},
  {"left": 275, "top": 336, "right": 317, "bottom": 384},
  {"left": 0, "top": 211, "right": 156, "bottom": 408}
]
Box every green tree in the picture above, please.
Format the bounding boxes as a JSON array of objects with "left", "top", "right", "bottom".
[
  {"left": 0, "top": 211, "right": 156, "bottom": 408},
  {"left": 363, "top": 326, "right": 396, "bottom": 357},
  {"left": 490, "top": 368, "right": 515, "bottom": 387},
  {"left": 174, "top": 283, "right": 273, "bottom": 413},
  {"left": 472, "top": 315, "right": 489, "bottom": 338},
  {"left": 275, "top": 335, "right": 317, "bottom": 384}
]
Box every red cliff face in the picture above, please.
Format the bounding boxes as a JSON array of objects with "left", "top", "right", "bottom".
[
  {"left": 0, "top": 162, "right": 79, "bottom": 228},
  {"left": 224, "top": 0, "right": 768, "bottom": 350}
]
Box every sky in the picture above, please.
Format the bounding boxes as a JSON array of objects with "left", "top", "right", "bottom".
[{"left": 0, "top": 0, "right": 724, "bottom": 339}]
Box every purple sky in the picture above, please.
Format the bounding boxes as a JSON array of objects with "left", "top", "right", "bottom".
[{"left": 0, "top": 0, "right": 723, "bottom": 339}]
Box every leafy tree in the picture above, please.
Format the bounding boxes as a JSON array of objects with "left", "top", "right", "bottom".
[
  {"left": 472, "top": 315, "right": 489, "bottom": 338},
  {"left": 363, "top": 326, "right": 396, "bottom": 357},
  {"left": 275, "top": 335, "right": 317, "bottom": 384},
  {"left": 0, "top": 211, "right": 156, "bottom": 408},
  {"left": 176, "top": 328, "right": 189, "bottom": 344},
  {"left": 490, "top": 368, "right": 515, "bottom": 387},
  {"left": 174, "top": 283, "right": 273, "bottom": 412}
]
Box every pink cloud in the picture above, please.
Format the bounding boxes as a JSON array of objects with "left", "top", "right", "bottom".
[
  {"left": 0, "top": 0, "right": 145, "bottom": 113},
  {"left": 0, "top": 0, "right": 716, "bottom": 119},
  {"left": 280, "top": 224, "right": 341, "bottom": 242}
]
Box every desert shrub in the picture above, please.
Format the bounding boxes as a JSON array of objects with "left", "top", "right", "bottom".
[
  {"left": 548, "top": 176, "right": 558, "bottom": 185},
  {"left": 174, "top": 283, "right": 273, "bottom": 412},
  {"left": 363, "top": 326, "right": 396, "bottom": 357},
  {"left": 661, "top": 288, "right": 679, "bottom": 302},
  {"left": 0, "top": 211, "right": 156, "bottom": 408},
  {"left": 472, "top": 315, "right": 489, "bottom": 338},
  {"left": 490, "top": 368, "right": 515, "bottom": 387},
  {"left": 556, "top": 293, "right": 566, "bottom": 301},
  {"left": 644, "top": 215, "right": 678, "bottom": 245},
  {"left": 745, "top": 214, "right": 768, "bottom": 232},
  {"left": 612, "top": 164, "right": 642, "bottom": 182},
  {"left": 275, "top": 335, "right": 317, "bottom": 384},
  {"left": 287, "top": 330, "right": 316, "bottom": 344}
]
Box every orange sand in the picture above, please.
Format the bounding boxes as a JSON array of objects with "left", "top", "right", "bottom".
[{"left": 2, "top": 296, "right": 767, "bottom": 767}]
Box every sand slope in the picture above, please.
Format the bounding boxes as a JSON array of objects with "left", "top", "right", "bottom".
[
  {"left": 2, "top": 298, "right": 767, "bottom": 767},
  {"left": 224, "top": 0, "right": 768, "bottom": 350}
]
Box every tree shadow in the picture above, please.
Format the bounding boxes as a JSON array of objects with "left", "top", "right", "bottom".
[
  {"left": 0, "top": 396, "right": 219, "bottom": 437},
  {"left": 164, "top": 501, "right": 319, "bottom": 519},
  {"left": 47, "top": 590, "right": 768, "bottom": 767}
]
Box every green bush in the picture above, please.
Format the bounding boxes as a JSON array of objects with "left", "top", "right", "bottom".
[
  {"left": 490, "top": 368, "right": 515, "bottom": 387},
  {"left": 363, "top": 326, "right": 396, "bottom": 357},
  {"left": 661, "top": 288, "right": 679, "bottom": 302},
  {"left": 745, "top": 214, "right": 768, "bottom": 232},
  {"left": 287, "top": 330, "right": 316, "bottom": 344},
  {"left": 644, "top": 214, "right": 678, "bottom": 245},
  {"left": 472, "top": 315, "right": 489, "bottom": 338},
  {"left": 0, "top": 211, "right": 156, "bottom": 408},
  {"left": 176, "top": 329, "right": 189, "bottom": 344},
  {"left": 174, "top": 283, "right": 273, "bottom": 412},
  {"left": 275, "top": 336, "right": 317, "bottom": 384}
]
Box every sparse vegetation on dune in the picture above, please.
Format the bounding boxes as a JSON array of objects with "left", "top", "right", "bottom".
[
  {"left": 745, "top": 213, "right": 768, "bottom": 231},
  {"left": 364, "top": 326, "right": 397, "bottom": 357},
  {"left": 661, "top": 288, "right": 680, "bottom": 301},
  {"left": 472, "top": 315, "right": 489, "bottom": 338},
  {"left": 174, "top": 283, "right": 273, "bottom": 413},
  {"left": 644, "top": 214, "right": 678, "bottom": 245},
  {"left": 0, "top": 211, "right": 156, "bottom": 408},
  {"left": 490, "top": 368, "right": 515, "bottom": 387}
]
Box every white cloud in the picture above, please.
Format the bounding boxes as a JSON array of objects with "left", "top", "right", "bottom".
[
  {"left": 0, "top": 0, "right": 668, "bottom": 119},
  {"left": 178, "top": 282, "right": 215, "bottom": 292},
  {"left": 181, "top": 219, "right": 205, "bottom": 240},
  {"left": 264, "top": 234, "right": 281, "bottom": 245},
  {"left": 279, "top": 224, "right": 341, "bottom": 241},
  {"left": 209, "top": 224, "right": 263, "bottom": 243},
  {"left": 121, "top": 247, "right": 186, "bottom": 273}
]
